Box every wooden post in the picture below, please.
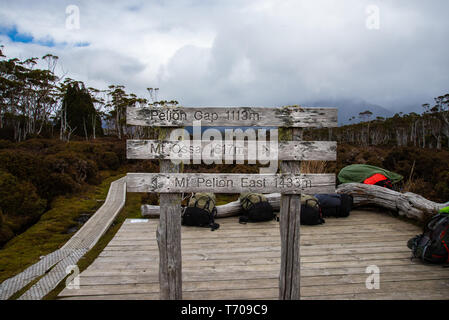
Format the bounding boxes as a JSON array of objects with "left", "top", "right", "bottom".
[
  {"left": 157, "top": 128, "right": 182, "bottom": 300},
  {"left": 279, "top": 127, "right": 302, "bottom": 300}
]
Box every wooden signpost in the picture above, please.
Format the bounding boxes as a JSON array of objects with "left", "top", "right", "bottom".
[
  {"left": 127, "top": 106, "right": 337, "bottom": 127},
  {"left": 127, "top": 140, "right": 337, "bottom": 161},
  {"left": 126, "top": 105, "right": 337, "bottom": 300},
  {"left": 126, "top": 173, "right": 335, "bottom": 194}
]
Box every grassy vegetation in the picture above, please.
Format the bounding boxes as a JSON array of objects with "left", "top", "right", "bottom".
[
  {"left": 44, "top": 191, "right": 143, "bottom": 300},
  {"left": 216, "top": 194, "right": 239, "bottom": 206},
  {"left": 0, "top": 171, "right": 126, "bottom": 284}
]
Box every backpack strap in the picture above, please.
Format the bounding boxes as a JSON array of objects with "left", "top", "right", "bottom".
[
  {"left": 193, "top": 195, "right": 214, "bottom": 211},
  {"left": 239, "top": 215, "right": 249, "bottom": 224},
  {"left": 209, "top": 207, "right": 219, "bottom": 231},
  {"left": 239, "top": 214, "right": 277, "bottom": 224},
  {"left": 241, "top": 194, "right": 264, "bottom": 212},
  {"left": 305, "top": 198, "right": 318, "bottom": 207}
]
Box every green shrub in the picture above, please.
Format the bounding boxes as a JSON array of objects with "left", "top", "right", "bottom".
[
  {"left": 0, "top": 150, "right": 46, "bottom": 183},
  {"left": 0, "top": 224, "right": 14, "bottom": 246},
  {"left": 44, "top": 151, "right": 100, "bottom": 185},
  {"left": 0, "top": 140, "right": 14, "bottom": 149},
  {"left": 17, "top": 139, "right": 60, "bottom": 152},
  {"left": 101, "top": 152, "right": 120, "bottom": 170},
  {"left": 435, "top": 171, "right": 449, "bottom": 202},
  {"left": 48, "top": 172, "right": 80, "bottom": 195},
  {"left": 0, "top": 171, "right": 46, "bottom": 220},
  {"left": 383, "top": 147, "right": 448, "bottom": 180},
  {"left": 0, "top": 150, "right": 52, "bottom": 199}
]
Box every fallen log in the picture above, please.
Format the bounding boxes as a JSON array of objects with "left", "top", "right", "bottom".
[
  {"left": 335, "top": 183, "right": 449, "bottom": 222},
  {"left": 141, "top": 184, "right": 449, "bottom": 222},
  {"left": 142, "top": 193, "right": 281, "bottom": 219}
]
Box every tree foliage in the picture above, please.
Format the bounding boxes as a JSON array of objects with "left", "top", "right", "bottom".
[
  {"left": 310, "top": 95, "right": 449, "bottom": 150},
  {"left": 0, "top": 46, "right": 177, "bottom": 142},
  {"left": 61, "top": 82, "right": 103, "bottom": 139}
]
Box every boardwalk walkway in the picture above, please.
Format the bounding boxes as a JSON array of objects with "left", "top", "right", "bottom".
[
  {"left": 58, "top": 210, "right": 449, "bottom": 300},
  {"left": 0, "top": 177, "right": 126, "bottom": 300}
]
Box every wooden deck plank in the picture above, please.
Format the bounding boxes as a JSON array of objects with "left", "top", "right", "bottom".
[
  {"left": 74, "top": 269, "right": 449, "bottom": 286},
  {"left": 59, "top": 273, "right": 449, "bottom": 297},
  {"left": 111, "top": 225, "right": 419, "bottom": 239},
  {"left": 100, "top": 240, "right": 413, "bottom": 254},
  {"left": 61, "top": 277, "right": 449, "bottom": 299},
  {"left": 72, "top": 262, "right": 445, "bottom": 279},
  {"left": 107, "top": 234, "right": 413, "bottom": 246},
  {"left": 84, "top": 252, "right": 414, "bottom": 269},
  {"left": 58, "top": 211, "right": 449, "bottom": 300}
]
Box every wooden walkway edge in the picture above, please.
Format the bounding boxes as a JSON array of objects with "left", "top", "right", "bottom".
[{"left": 0, "top": 177, "right": 126, "bottom": 300}]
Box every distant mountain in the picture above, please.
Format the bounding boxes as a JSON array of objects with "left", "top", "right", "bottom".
[{"left": 306, "top": 98, "right": 394, "bottom": 125}]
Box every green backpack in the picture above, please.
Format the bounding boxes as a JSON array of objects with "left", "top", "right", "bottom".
[
  {"left": 300, "top": 194, "right": 324, "bottom": 225},
  {"left": 182, "top": 193, "right": 219, "bottom": 231},
  {"left": 239, "top": 193, "right": 275, "bottom": 223}
]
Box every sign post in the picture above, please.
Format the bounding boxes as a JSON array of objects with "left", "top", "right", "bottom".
[
  {"left": 157, "top": 128, "right": 182, "bottom": 300},
  {"left": 279, "top": 127, "right": 302, "bottom": 299},
  {"left": 126, "top": 105, "right": 337, "bottom": 300}
]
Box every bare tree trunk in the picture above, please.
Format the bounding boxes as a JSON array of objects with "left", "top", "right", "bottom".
[
  {"left": 116, "top": 111, "right": 121, "bottom": 139},
  {"left": 422, "top": 120, "right": 426, "bottom": 148},
  {"left": 92, "top": 114, "right": 96, "bottom": 140},
  {"left": 83, "top": 118, "right": 88, "bottom": 141}
]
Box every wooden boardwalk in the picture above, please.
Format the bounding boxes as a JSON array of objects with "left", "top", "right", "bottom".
[
  {"left": 0, "top": 177, "right": 126, "bottom": 300},
  {"left": 58, "top": 210, "right": 449, "bottom": 300}
]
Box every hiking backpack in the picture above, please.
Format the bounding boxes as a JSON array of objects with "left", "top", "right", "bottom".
[
  {"left": 407, "top": 210, "right": 449, "bottom": 264},
  {"left": 363, "top": 173, "right": 394, "bottom": 189},
  {"left": 314, "top": 194, "right": 353, "bottom": 218},
  {"left": 300, "top": 194, "right": 325, "bottom": 225},
  {"left": 182, "top": 193, "right": 220, "bottom": 231},
  {"left": 239, "top": 193, "right": 275, "bottom": 223}
]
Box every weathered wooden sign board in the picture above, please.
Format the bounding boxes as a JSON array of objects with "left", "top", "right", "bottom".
[
  {"left": 126, "top": 105, "right": 337, "bottom": 301},
  {"left": 127, "top": 140, "right": 337, "bottom": 161},
  {"left": 127, "top": 106, "right": 338, "bottom": 127},
  {"left": 127, "top": 173, "right": 336, "bottom": 194}
]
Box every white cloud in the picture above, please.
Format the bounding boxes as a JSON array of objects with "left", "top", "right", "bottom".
[{"left": 0, "top": 0, "right": 448, "bottom": 111}]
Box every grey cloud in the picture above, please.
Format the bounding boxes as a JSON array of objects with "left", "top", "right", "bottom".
[
  {"left": 2, "top": 0, "right": 448, "bottom": 112},
  {"left": 158, "top": 0, "right": 449, "bottom": 111}
]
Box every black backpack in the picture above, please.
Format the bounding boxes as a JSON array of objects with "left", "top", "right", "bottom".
[
  {"left": 407, "top": 211, "right": 449, "bottom": 264},
  {"left": 182, "top": 193, "right": 220, "bottom": 231},
  {"left": 314, "top": 194, "right": 353, "bottom": 218},
  {"left": 300, "top": 194, "right": 324, "bottom": 225},
  {"left": 239, "top": 193, "right": 275, "bottom": 223}
]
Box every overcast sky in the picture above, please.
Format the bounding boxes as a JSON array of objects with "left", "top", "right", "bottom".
[{"left": 1, "top": 0, "right": 448, "bottom": 112}]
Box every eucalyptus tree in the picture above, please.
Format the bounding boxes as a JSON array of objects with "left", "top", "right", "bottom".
[{"left": 0, "top": 48, "right": 61, "bottom": 141}]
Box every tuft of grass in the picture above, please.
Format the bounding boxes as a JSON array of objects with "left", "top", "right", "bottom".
[
  {"left": 216, "top": 194, "right": 239, "bottom": 206},
  {"left": 402, "top": 160, "right": 417, "bottom": 193},
  {"left": 300, "top": 160, "right": 329, "bottom": 174},
  {"left": 0, "top": 172, "right": 125, "bottom": 284}
]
